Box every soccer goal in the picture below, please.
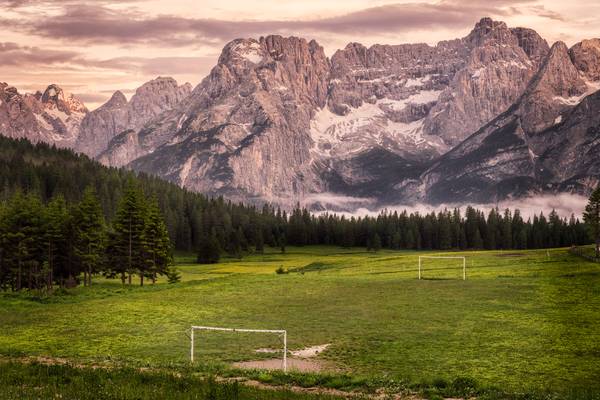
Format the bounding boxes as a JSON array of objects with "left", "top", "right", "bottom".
[
  {"left": 190, "top": 326, "right": 288, "bottom": 372},
  {"left": 418, "top": 256, "right": 466, "bottom": 280}
]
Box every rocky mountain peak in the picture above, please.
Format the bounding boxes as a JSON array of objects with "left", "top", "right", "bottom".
[
  {"left": 41, "top": 84, "right": 88, "bottom": 114},
  {"left": 76, "top": 77, "right": 192, "bottom": 158},
  {"left": 511, "top": 27, "right": 550, "bottom": 67},
  {"left": 569, "top": 38, "right": 600, "bottom": 81},
  {"left": 220, "top": 38, "right": 263, "bottom": 64},
  {"left": 135, "top": 76, "right": 180, "bottom": 95},
  {"left": 1, "top": 83, "right": 20, "bottom": 101},
  {"left": 4, "top": 19, "right": 600, "bottom": 209},
  {"left": 466, "top": 17, "right": 515, "bottom": 47},
  {"left": 41, "top": 84, "right": 63, "bottom": 104},
  {"left": 104, "top": 90, "right": 128, "bottom": 109},
  {"left": 128, "top": 76, "right": 192, "bottom": 119},
  {"left": 533, "top": 41, "right": 588, "bottom": 99}
]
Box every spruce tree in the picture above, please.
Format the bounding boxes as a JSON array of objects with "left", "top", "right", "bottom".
[
  {"left": 197, "top": 230, "right": 221, "bottom": 264},
  {"left": 583, "top": 186, "right": 600, "bottom": 258},
  {"left": 501, "top": 209, "right": 512, "bottom": 250},
  {"left": 44, "top": 195, "right": 70, "bottom": 291},
  {"left": 227, "top": 227, "right": 243, "bottom": 259},
  {"left": 438, "top": 213, "right": 452, "bottom": 250},
  {"left": 73, "top": 187, "right": 105, "bottom": 287},
  {"left": 372, "top": 233, "right": 382, "bottom": 252},
  {"left": 110, "top": 182, "right": 148, "bottom": 285},
  {"left": 391, "top": 231, "right": 401, "bottom": 250},
  {"left": 255, "top": 229, "right": 264, "bottom": 254},
  {"left": 1, "top": 192, "right": 45, "bottom": 291},
  {"left": 144, "top": 197, "right": 173, "bottom": 284}
]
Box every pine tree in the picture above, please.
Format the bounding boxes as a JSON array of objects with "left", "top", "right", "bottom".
[
  {"left": 144, "top": 197, "right": 173, "bottom": 284},
  {"left": 197, "top": 230, "right": 221, "bottom": 264},
  {"left": 438, "top": 212, "right": 452, "bottom": 250},
  {"left": 583, "top": 186, "right": 600, "bottom": 258},
  {"left": 1, "top": 192, "right": 45, "bottom": 291},
  {"left": 371, "top": 233, "right": 382, "bottom": 252},
  {"left": 166, "top": 267, "right": 181, "bottom": 284},
  {"left": 501, "top": 209, "right": 512, "bottom": 250},
  {"left": 73, "top": 187, "right": 105, "bottom": 287},
  {"left": 473, "top": 227, "right": 483, "bottom": 249},
  {"left": 227, "top": 227, "right": 244, "bottom": 259},
  {"left": 255, "top": 229, "right": 265, "bottom": 254},
  {"left": 278, "top": 232, "right": 286, "bottom": 254},
  {"left": 44, "top": 195, "right": 70, "bottom": 291},
  {"left": 110, "top": 182, "right": 148, "bottom": 285},
  {"left": 391, "top": 231, "right": 401, "bottom": 250}
]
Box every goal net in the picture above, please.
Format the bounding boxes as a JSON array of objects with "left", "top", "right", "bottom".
[
  {"left": 418, "top": 256, "right": 466, "bottom": 280},
  {"left": 190, "top": 326, "right": 288, "bottom": 372}
]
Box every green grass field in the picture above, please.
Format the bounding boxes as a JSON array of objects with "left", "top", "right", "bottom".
[{"left": 1, "top": 247, "right": 599, "bottom": 398}]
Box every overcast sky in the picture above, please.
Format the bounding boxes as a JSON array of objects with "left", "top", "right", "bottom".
[{"left": 1, "top": 0, "right": 598, "bottom": 109}]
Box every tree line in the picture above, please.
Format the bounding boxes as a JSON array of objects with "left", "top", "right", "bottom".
[
  {"left": 198, "top": 204, "right": 591, "bottom": 262},
  {"left": 0, "top": 136, "right": 594, "bottom": 274},
  {"left": 0, "top": 183, "right": 173, "bottom": 292}
]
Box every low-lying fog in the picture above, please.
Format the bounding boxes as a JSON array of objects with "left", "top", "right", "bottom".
[{"left": 309, "top": 193, "right": 589, "bottom": 220}]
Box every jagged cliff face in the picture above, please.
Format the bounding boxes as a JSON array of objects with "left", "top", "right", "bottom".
[
  {"left": 78, "top": 77, "right": 191, "bottom": 158},
  {"left": 1, "top": 18, "right": 600, "bottom": 209},
  {"left": 321, "top": 18, "right": 549, "bottom": 161},
  {"left": 422, "top": 19, "right": 548, "bottom": 147},
  {"left": 109, "top": 18, "right": 556, "bottom": 206},
  {"left": 126, "top": 36, "right": 330, "bottom": 203},
  {"left": 419, "top": 39, "right": 600, "bottom": 204},
  {"left": 0, "top": 83, "right": 87, "bottom": 147}
]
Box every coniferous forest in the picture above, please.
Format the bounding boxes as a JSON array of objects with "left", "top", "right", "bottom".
[{"left": 0, "top": 136, "right": 592, "bottom": 291}]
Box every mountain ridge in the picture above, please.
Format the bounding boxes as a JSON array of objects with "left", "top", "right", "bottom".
[{"left": 1, "top": 17, "right": 599, "bottom": 210}]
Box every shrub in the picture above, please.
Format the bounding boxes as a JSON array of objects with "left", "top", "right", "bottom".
[{"left": 275, "top": 266, "right": 288, "bottom": 275}]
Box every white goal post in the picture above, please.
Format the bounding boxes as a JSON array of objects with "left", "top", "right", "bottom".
[
  {"left": 190, "top": 326, "right": 288, "bottom": 372},
  {"left": 418, "top": 256, "right": 466, "bottom": 280}
]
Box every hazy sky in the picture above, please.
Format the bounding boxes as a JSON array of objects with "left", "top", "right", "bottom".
[{"left": 1, "top": 0, "right": 598, "bottom": 109}]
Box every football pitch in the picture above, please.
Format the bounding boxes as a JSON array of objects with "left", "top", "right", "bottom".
[{"left": 0, "top": 246, "right": 599, "bottom": 396}]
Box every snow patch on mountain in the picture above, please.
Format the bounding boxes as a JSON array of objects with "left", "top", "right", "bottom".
[
  {"left": 554, "top": 79, "right": 600, "bottom": 105},
  {"left": 378, "top": 90, "right": 442, "bottom": 111},
  {"left": 405, "top": 75, "right": 431, "bottom": 87}
]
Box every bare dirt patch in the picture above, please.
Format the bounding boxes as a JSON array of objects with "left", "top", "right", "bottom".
[
  {"left": 233, "top": 358, "right": 326, "bottom": 372},
  {"left": 291, "top": 344, "right": 330, "bottom": 358},
  {"left": 239, "top": 344, "right": 332, "bottom": 372}
]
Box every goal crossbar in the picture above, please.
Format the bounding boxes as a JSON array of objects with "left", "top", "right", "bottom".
[
  {"left": 190, "top": 326, "right": 288, "bottom": 372},
  {"left": 418, "top": 256, "right": 466, "bottom": 280}
]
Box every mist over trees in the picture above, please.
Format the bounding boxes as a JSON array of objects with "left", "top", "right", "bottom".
[{"left": 583, "top": 186, "right": 600, "bottom": 258}]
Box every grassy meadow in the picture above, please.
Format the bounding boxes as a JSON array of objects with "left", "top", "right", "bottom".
[{"left": 0, "top": 246, "right": 599, "bottom": 398}]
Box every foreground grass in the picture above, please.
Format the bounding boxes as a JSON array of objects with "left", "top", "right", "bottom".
[
  {"left": 0, "top": 361, "right": 346, "bottom": 400},
  {"left": 1, "top": 247, "right": 599, "bottom": 397}
]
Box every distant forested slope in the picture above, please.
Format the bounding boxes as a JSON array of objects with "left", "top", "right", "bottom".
[{"left": 0, "top": 136, "right": 279, "bottom": 252}]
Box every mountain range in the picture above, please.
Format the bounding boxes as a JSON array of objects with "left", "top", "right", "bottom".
[{"left": 1, "top": 17, "right": 599, "bottom": 210}]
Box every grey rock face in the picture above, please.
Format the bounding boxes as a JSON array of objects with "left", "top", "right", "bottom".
[
  {"left": 423, "top": 18, "right": 548, "bottom": 147},
  {"left": 569, "top": 39, "right": 600, "bottom": 81},
  {"left": 0, "top": 83, "right": 87, "bottom": 147},
  {"left": 419, "top": 40, "right": 600, "bottom": 204},
  {"left": 102, "top": 18, "right": 597, "bottom": 208},
  {"left": 77, "top": 77, "right": 191, "bottom": 158},
  {"left": 2, "top": 18, "right": 598, "bottom": 209},
  {"left": 127, "top": 36, "right": 331, "bottom": 203}
]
